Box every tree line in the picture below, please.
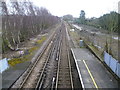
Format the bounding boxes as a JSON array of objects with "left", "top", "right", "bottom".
[
  {"left": 74, "top": 10, "right": 119, "bottom": 33},
  {"left": 1, "top": 1, "right": 60, "bottom": 53}
]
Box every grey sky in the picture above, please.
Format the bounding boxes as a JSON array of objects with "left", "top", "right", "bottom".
[
  {"left": 4, "top": 0, "right": 119, "bottom": 18},
  {"left": 33, "top": 0, "right": 119, "bottom": 18}
]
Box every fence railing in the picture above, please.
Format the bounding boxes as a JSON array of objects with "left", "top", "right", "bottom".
[{"left": 104, "top": 51, "right": 120, "bottom": 78}]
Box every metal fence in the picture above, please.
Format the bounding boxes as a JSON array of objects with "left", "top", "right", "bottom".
[{"left": 104, "top": 51, "right": 120, "bottom": 78}]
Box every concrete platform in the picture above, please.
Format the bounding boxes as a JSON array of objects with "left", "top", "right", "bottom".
[
  {"left": 71, "top": 48, "right": 118, "bottom": 88},
  {"left": 2, "top": 61, "right": 30, "bottom": 88}
]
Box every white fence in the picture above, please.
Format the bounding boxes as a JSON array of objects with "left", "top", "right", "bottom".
[
  {"left": 104, "top": 51, "right": 120, "bottom": 78},
  {"left": 0, "top": 58, "right": 9, "bottom": 73}
]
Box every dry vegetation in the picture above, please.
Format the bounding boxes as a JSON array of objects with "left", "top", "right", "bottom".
[
  {"left": 8, "top": 35, "right": 47, "bottom": 66},
  {"left": 69, "top": 23, "right": 119, "bottom": 61},
  {"left": 1, "top": 1, "right": 60, "bottom": 54}
]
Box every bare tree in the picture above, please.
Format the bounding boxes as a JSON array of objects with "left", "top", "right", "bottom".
[{"left": 2, "top": 1, "right": 60, "bottom": 53}]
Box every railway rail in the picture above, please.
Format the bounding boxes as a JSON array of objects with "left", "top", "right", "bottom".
[
  {"left": 10, "top": 23, "right": 74, "bottom": 89},
  {"left": 10, "top": 24, "right": 61, "bottom": 89},
  {"left": 36, "top": 26, "right": 63, "bottom": 89},
  {"left": 18, "top": 29, "right": 59, "bottom": 89},
  {"left": 55, "top": 24, "right": 74, "bottom": 89}
]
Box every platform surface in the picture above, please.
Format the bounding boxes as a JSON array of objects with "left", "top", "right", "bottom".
[{"left": 71, "top": 48, "right": 118, "bottom": 88}]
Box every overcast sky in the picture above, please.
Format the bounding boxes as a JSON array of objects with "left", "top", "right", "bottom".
[
  {"left": 5, "top": 0, "right": 119, "bottom": 18},
  {"left": 33, "top": 0, "right": 119, "bottom": 18}
]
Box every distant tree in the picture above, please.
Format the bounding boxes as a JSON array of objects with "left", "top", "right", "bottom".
[
  {"left": 83, "top": 11, "right": 119, "bottom": 32},
  {"left": 99, "top": 11, "right": 118, "bottom": 32},
  {"left": 63, "top": 14, "right": 73, "bottom": 21},
  {"left": 86, "top": 17, "right": 100, "bottom": 28},
  {"left": 80, "top": 10, "right": 85, "bottom": 19},
  {"left": 79, "top": 10, "right": 86, "bottom": 24}
]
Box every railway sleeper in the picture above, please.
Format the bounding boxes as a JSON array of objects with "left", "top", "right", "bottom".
[
  {"left": 59, "top": 70, "right": 70, "bottom": 73},
  {"left": 57, "top": 83, "right": 71, "bottom": 87},
  {"left": 58, "top": 78, "right": 71, "bottom": 81},
  {"left": 59, "top": 67, "right": 70, "bottom": 70},
  {"left": 58, "top": 73, "right": 70, "bottom": 75}
]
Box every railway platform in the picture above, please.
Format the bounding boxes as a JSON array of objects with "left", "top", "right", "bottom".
[{"left": 71, "top": 48, "right": 118, "bottom": 88}]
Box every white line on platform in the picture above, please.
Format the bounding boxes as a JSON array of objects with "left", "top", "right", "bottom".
[{"left": 71, "top": 48, "right": 85, "bottom": 89}]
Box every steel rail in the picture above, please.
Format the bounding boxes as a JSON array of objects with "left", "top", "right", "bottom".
[
  {"left": 66, "top": 32, "right": 74, "bottom": 89},
  {"left": 65, "top": 25, "right": 74, "bottom": 89},
  {"left": 55, "top": 25, "right": 74, "bottom": 89},
  {"left": 55, "top": 34, "right": 62, "bottom": 89},
  {"left": 18, "top": 30, "right": 58, "bottom": 89},
  {"left": 35, "top": 40, "right": 55, "bottom": 89},
  {"left": 35, "top": 28, "right": 63, "bottom": 89}
]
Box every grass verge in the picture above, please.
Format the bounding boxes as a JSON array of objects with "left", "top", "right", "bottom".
[{"left": 8, "top": 36, "right": 47, "bottom": 66}]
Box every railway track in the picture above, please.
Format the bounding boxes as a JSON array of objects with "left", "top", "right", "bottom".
[
  {"left": 10, "top": 25, "right": 61, "bottom": 89},
  {"left": 10, "top": 23, "right": 74, "bottom": 89},
  {"left": 36, "top": 26, "right": 63, "bottom": 89},
  {"left": 55, "top": 24, "right": 74, "bottom": 89},
  {"left": 38, "top": 23, "right": 73, "bottom": 89}
]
